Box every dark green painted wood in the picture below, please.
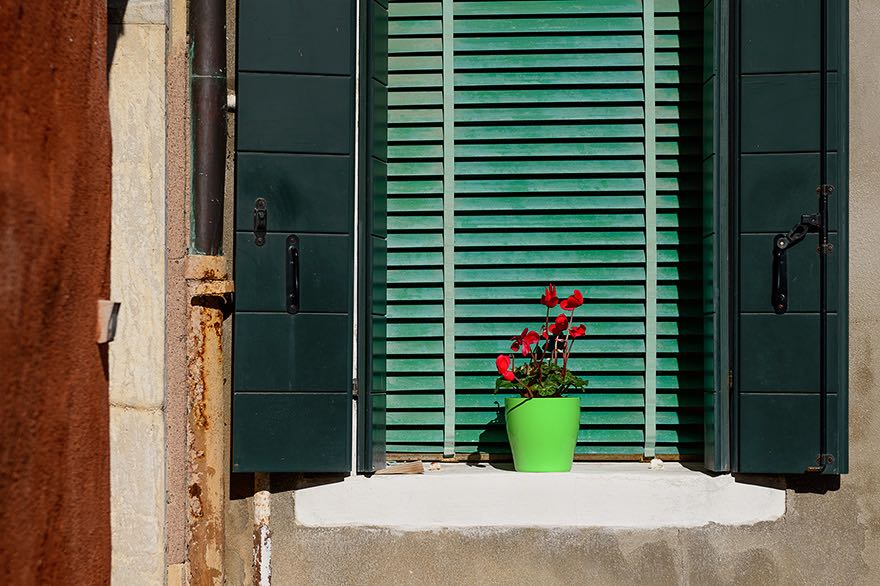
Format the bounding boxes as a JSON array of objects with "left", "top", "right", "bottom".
[
  {"left": 232, "top": 393, "right": 351, "bottom": 472},
  {"left": 370, "top": 79, "right": 388, "bottom": 162},
  {"left": 358, "top": 0, "right": 389, "bottom": 472},
  {"left": 701, "top": 0, "right": 730, "bottom": 472},
  {"left": 738, "top": 393, "right": 840, "bottom": 474},
  {"left": 739, "top": 314, "right": 840, "bottom": 394},
  {"left": 234, "top": 313, "right": 351, "bottom": 393},
  {"left": 238, "top": 0, "right": 353, "bottom": 75},
  {"left": 371, "top": 159, "right": 388, "bottom": 238},
  {"left": 235, "top": 154, "right": 353, "bottom": 234},
  {"left": 234, "top": 1, "right": 358, "bottom": 472},
  {"left": 732, "top": 0, "right": 848, "bottom": 474},
  {"left": 739, "top": 233, "right": 839, "bottom": 313},
  {"left": 235, "top": 233, "right": 352, "bottom": 313},
  {"left": 740, "top": 73, "right": 840, "bottom": 153},
  {"left": 238, "top": 73, "right": 353, "bottom": 154},
  {"left": 369, "top": 236, "right": 388, "bottom": 316},
  {"left": 740, "top": 153, "right": 840, "bottom": 232},
  {"left": 740, "top": 0, "right": 820, "bottom": 74},
  {"left": 370, "top": 1, "right": 389, "bottom": 85}
]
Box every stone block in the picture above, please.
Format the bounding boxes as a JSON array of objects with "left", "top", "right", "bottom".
[
  {"left": 110, "top": 406, "right": 165, "bottom": 585},
  {"left": 109, "top": 23, "right": 166, "bottom": 409},
  {"left": 109, "top": 0, "right": 166, "bottom": 24}
]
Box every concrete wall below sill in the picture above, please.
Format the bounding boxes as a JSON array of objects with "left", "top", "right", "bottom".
[{"left": 293, "top": 462, "right": 785, "bottom": 530}]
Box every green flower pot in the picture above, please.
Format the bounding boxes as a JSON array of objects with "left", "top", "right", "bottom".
[{"left": 504, "top": 397, "right": 580, "bottom": 472}]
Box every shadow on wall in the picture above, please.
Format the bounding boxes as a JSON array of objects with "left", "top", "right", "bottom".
[{"left": 106, "top": 0, "right": 130, "bottom": 75}]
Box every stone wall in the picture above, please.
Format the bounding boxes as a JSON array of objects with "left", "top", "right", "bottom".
[{"left": 107, "top": 0, "right": 168, "bottom": 583}]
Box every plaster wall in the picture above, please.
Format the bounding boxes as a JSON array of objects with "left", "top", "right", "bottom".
[
  {"left": 223, "top": 2, "right": 880, "bottom": 584},
  {"left": 164, "top": 0, "right": 191, "bottom": 571},
  {"left": 107, "top": 1, "right": 168, "bottom": 583}
]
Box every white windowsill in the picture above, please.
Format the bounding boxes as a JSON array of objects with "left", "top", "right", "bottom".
[{"left": 293, "top": 462, "right": 785, "bottom": 530}]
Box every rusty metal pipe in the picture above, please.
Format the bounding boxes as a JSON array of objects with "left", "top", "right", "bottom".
[
  {"left": 185, "top": 257, "right": 233, "bottom": 585},
  {"left": 252, "top": 474, "right": 272, "bottom": 586},
  {"left": 190, "top": 0, "right": 227, "bottom": 255},
  {"left": 186, "top": 1, "right": 229, "bottom": 582}
]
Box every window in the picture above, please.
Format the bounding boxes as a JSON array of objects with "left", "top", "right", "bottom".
[
  {"left": 385, "top": 0, "right": 704, "bottom": 462},
  {"left": 230, "top": 0, "right": 849, "bottom": 477}
]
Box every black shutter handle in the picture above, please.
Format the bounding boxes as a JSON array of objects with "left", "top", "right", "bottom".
[
  {"left": 287, "top": 235, "right": 300, "bottom": 314},
  {"left": 770, "top": 213, "right": 821, "bottom": 315},
  {"left": 771, "top": 234, "right": 788, "bottom": 314},
  {"left": 253, "top": 198, "right": 267, "bottom": 246}
]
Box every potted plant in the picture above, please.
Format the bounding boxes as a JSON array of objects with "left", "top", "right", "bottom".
[{"left": 495, "top": 284, "right": 588, "bottom": 472}]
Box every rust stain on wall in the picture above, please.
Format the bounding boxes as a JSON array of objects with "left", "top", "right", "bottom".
[{"left": 0, "top": 1, "right": 111, "bottom": 583}]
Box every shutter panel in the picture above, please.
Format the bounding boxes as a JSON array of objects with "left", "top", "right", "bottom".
[
  {"left": 232, "top": 0, "right": 356, "bottom": 472},
  {"left": 702, "top": 0, "right": 731, "bottom": 472},
  {"left": 731, "top": 0, "right": 848, "bottom": 474},
  {"left": 386, "top": 0, "right": 704, "bottom": 459},
  {"left": 358, "top": 0, "right": 391, "bottom": 472}
]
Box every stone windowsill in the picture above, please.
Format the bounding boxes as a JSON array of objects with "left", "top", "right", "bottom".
[{"left": 293, "top": 462, "right": 786, "bottom": 531}]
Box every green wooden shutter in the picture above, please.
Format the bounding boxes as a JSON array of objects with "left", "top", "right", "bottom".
[
  {"left": 731, "top": 0, "right": 848, "bottom": 474},
  {"left": 386, "top": 0, "right": 704, "bottom": 460},
  {"left": 232, "top": 0, "right": 357, "bottom": 472},
  {"left": 358, "top": 0, "right": 391, "bottom": 473},
  {"left": 701, "top": 0, "right": 730, "bottom": 472}
]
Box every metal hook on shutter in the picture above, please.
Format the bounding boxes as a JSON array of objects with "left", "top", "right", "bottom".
[{"left": 253, "top": 198, "right": 267, "bottom": 246}]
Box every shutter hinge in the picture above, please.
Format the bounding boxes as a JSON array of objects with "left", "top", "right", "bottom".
[
  {"left": 352, "top": 378, "right": 359, "bottom": 400},
  {"left": 728, "top": 369, "right": 733, "bottom": 390},
  {"left": 806, "top": 453, "right": 835, "bottom": 473}
]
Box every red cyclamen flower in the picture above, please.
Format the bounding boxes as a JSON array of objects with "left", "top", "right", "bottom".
[
  {"left": 569, "top": 324, "right": 586, "bottom": 338},
  {"left": 495, "top": 354, "right": 515, "bottom": 381},
  {"left": 560, "top": 289, "right": 584, "bottom": 311},
  {"left": 549, "top": 314, "right": 569, "bottom": 336},
  {"left": 511, "top": 328, "right": 540, "bottom": 356},
  {"left": 540, "top": 284, "right": 559, "bottom": 308}
]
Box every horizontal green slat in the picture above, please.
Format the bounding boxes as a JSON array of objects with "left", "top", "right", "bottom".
[
  {"left": 452, "top": 17, "right": 642, "bottom": 35},
  {"left": 389, "top": 410, "right": 704, "bottom": 427},
  {"left": 387, "top": 338, "right": 697, "bottom": 355},
  {"left": 455, "top": 53, "right": 644, "bottom": 70},
  {"left": 386, "top": 428, "right": 700, "bottom": 444},
  {"left": 387, "top": 284, "right": 693, "bottom": 301},
  {"left": 385, "top": 392, "right": 701, "bottom": 409},
  {"left": 453, "top": 1, "right": 643, "bottom": 17},
  {"left": 455, "top": 35, "right": 643, "bottom": 52}
]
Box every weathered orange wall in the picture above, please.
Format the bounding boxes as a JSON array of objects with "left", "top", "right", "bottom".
[{"left": 0, "top": 2, "right": 111, "bottom": 583}]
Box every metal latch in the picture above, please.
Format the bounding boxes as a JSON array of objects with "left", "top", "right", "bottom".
[
  {"left": 253, "top": 198, "right": 267, "bottom": 246},
  {"left": 286, "top": 235, "right": 300, "bottom": 314},
  {"left": 771, "top": 183, "right": 835, "bottom": 474},
  {"left": 770, "top": 184, "right": 834, "bottom": 314}
]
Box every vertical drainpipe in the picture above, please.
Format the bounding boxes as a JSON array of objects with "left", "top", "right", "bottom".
[{"left": 186, "top": 0, "right": 231, "bottom": 584}]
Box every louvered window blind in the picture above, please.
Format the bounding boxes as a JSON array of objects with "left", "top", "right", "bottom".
[{"left": 385, "top": 0, "right": 703, "bottom": 460}]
